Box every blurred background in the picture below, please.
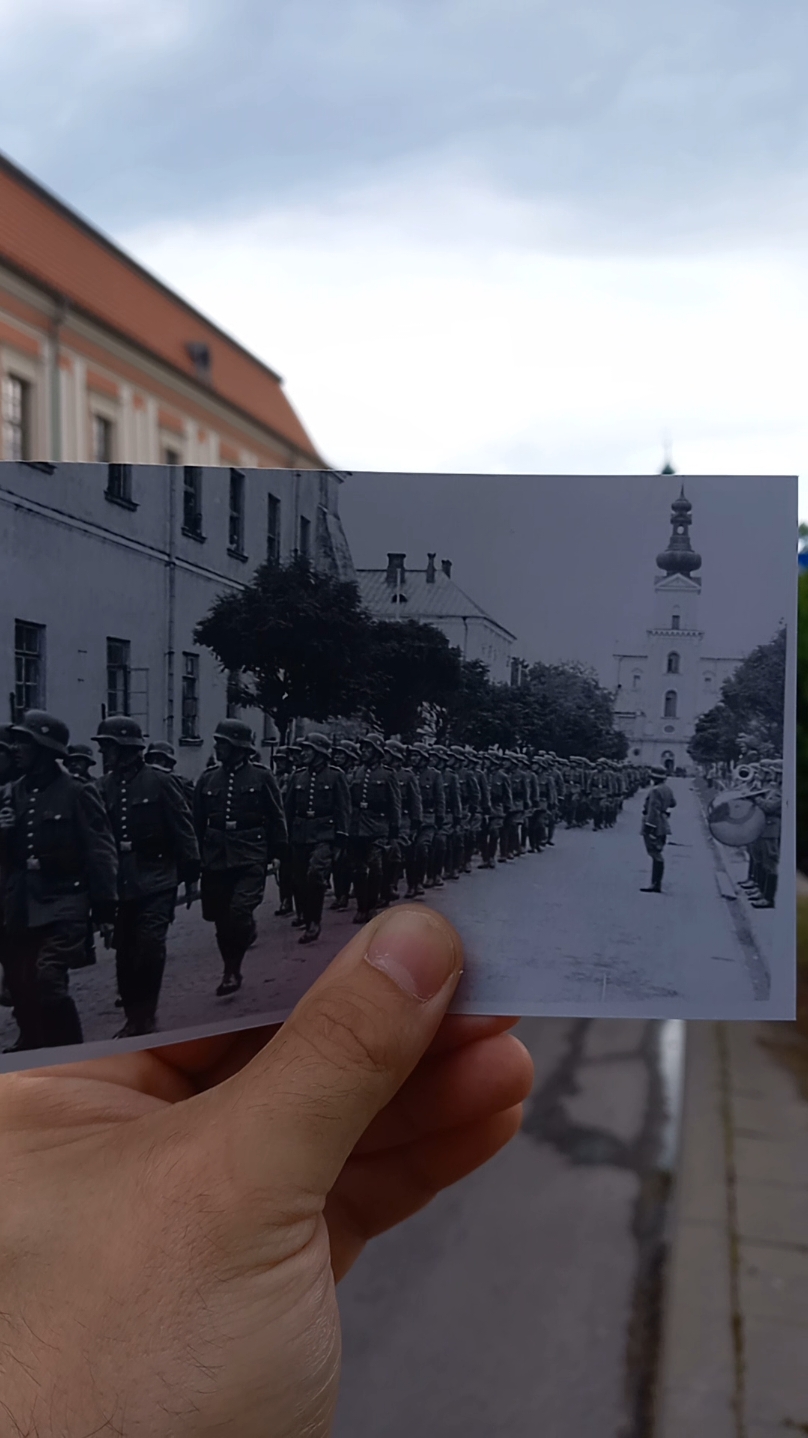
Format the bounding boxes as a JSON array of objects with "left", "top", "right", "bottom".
[{"left": 1, "top": 3, "right": 807, "bottom": 1434}]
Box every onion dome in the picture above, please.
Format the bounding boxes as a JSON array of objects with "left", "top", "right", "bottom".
[{"left": 656, "top": 486, "right": 702, "bottom": 578}]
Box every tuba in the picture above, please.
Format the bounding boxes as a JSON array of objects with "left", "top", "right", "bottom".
[{"left": 707, "top": 763, "right": 767, "bottom": 847}]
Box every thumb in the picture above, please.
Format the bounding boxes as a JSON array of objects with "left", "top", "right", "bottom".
[{"left": 224, "top": 906, "right": 462, "bottom": 1202}]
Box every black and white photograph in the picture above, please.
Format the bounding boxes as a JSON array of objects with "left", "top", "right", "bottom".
[{"left": 0, "top": 461, "right": 796, "bottom": 1070}]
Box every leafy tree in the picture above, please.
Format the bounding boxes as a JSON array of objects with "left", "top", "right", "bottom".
[
  {"left": 688, "top": 624, "right": 787, "bottom": 768},
  {"left": 363, "top": 620, "right": 463, "bottom": 739},
  {"left": 194, "top": 557, "right": 372, "bottom": 736},
  {"left": 688, "top": 703, "right": 741, "bottom": 766}
]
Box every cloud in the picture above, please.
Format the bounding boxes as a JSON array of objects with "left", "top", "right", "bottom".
[
  {"left": 119, "top": 178, "right": 808, "bottom": 510},
  {"left": 1, "top": 0, "right": 807, "bottom": 250}
]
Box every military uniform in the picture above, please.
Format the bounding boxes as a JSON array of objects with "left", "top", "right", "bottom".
[
  {"left": 348, "top": 739, "right": 401, "bottom": 920},
  {"left": 641, "top": 774, "right": 677, "bottom": 892},
  {"left": 285, "top": 734, "right": 351, "bottom": 940},
  {"left": 330, "top": 741, "right": 359, "bottom": 910},
  {"left": 194, "top": 720, "right": 287, "bottom": 991},
  {"left": 98, "top": 718, "right": 200, "bottom": 1035},
  {"left": 410, "top": 746, "right": 445, "bottom": 891},
  {"left": 383, "top": 741, "right": 423, "bottom": 903},
  {"left": 1, "top": 712, "right": 118, "bottom": 1050},
  {"left": 442, "top": 759, "right": 464, "bottom": 880},
  {"left": 485, "top": 755, "right": 512, "bottom": 865}
]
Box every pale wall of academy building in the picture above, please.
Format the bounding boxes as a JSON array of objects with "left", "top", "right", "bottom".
[{"left": 0, "top": 462, "right": 352, "bottom": 777}]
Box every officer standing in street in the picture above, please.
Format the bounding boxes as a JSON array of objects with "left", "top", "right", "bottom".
[
  {"left": 0, "top": 711, "right": 118, "bottom": 1051},
  {"left": 640, "top": 767, "right": 677, "bottom": 893},
  {"left": 95, "top": 716, "right": 200, "bottom": 1037},
  {"left": 194, "top": 719, "right": 287, "bottom": 996},
  {"left": 347, "top": 734, "right": 401, "bottom": 924},
  {"left": 284, "top": 733, "right": 351, "bottom": 944}
]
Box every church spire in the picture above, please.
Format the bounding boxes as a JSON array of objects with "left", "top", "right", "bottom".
[{"left": 656, "top": 486, "right": 702, "bottom": 579}]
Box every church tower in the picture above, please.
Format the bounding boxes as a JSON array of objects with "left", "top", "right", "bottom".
[{"left": 614, "top": 486, "right": 738, "bottom": 772}]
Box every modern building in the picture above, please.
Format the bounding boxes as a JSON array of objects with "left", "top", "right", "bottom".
[
  {"left": 0, "top": 152, "right": 322, "bottom": 471},
  {"left": 356, "top": 552, "right": 516, "bottom": 683},
  {"left": 613, "top": 488, "right": 741, "bottom": 772},
  {"left": 1, "top": 461, "right": 355, "bottom": 775}
]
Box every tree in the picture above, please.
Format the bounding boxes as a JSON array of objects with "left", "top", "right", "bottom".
[
  {"left": 688, "top": 624, "right": 787, "bottom": 768},
  {"left": 518, "top": 661, "right": 627, "bottom": 759},
  {"left": 194, "top": 557, "right": 372, "bottom": 736},
  {"left": 363, "top": 620, "right": 463, "bottom": 739}
]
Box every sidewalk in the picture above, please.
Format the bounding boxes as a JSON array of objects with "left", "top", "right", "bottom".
[{"left": 655, "top": 1013, "right": 808, "bottom": 1436}]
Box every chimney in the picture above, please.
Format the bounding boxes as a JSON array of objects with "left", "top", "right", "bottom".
[
  {"left": 426, "top": 553, "right": 436, "bottom": 584},
  {"left": 385, "top": 552, "right": 406, "bottom": 585},
  {"left": 441, "top": 559, "right": 452, "bottom": 579}
]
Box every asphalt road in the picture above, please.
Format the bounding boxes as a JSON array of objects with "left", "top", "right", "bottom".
[{"left": 333, "top": 1014, "right": 675, "bottom": 1438}]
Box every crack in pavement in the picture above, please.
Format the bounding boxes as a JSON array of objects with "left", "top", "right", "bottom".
[{"left": 521, "top": 1018, "right": 674, "bottom": 1438}]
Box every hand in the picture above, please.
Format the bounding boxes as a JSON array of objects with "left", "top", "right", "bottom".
[
  {"left": 184, "top": 880, "right": 199, "bottom": 909},
  {"left": 0, "top": 906, "right": 532, "bottom": 1437}
]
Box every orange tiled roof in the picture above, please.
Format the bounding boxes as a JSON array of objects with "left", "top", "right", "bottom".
[{"left": 0, "top": 153, "right": 323, "bottom": 462}]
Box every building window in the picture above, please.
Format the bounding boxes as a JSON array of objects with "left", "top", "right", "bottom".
[
  {"left": 299, "top": 514, "right": 311, "bottom": 561},
  {"left": 182, "top": 466, "right": 204, "bottom": 538},
  {"left": 105, "top": 463, "right": 135, "bottom": 507},
  {"left": 106, "top": 638, "right": 131, "bottom": 717},
  {"left": 14, "top": 620, "right": 45, "bottom": 713},
  {"left": 632, "top": 671, "right": 642, "bottom": 690},
  {"left": 2, "top": 375, "right": 32, "bottom": 461},
  {"left": 671, "top": 613, "right": 680, "bottom": 631},
  {"left": 163, "top": 446, "right": 181, "bottom": 466},
  {"left": 228, "top": 468, "right": 245, "bottom": 555},
  {"left": 226, "top": 671, "right": 241, "bottom": 719},
  {"left": 664, "top": 690, "right": 678, "bottom": 719},
  {"left": 267, "top": 493, "right": 280, "bottom": 565},
  {"left": 667, "top": 651, "right": 680, "bottom": 675},
  {"left": 181, "top": 653, "right": 200, "bottom": 740},
  {"left": 92, "top": 414, "right": 114, "bottom": 463}
]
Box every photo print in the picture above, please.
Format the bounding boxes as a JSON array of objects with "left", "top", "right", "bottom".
[{"left": 0, "top": 462, "right": 796, "bottom": 1071}]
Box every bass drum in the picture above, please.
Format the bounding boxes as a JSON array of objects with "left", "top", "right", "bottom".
[{"left": 707, "top": 792, "right": 765, "bottom": 847}]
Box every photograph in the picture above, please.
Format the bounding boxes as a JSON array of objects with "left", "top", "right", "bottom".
[{"left": 0, "top": 460, "right": 796, "bottom": 1071}]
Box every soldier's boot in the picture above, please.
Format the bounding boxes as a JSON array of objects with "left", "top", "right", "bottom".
[
  {"left": 41, "top": 996, "right": 84, "bottom": 1048},
  {"left": 300, "top": 879, "right": 325, "bottom": 943},
  {"left": 751, "top": 871, "right": 777, "bottom": 909},
  {"left": 641, "top": 860, "right": 664, "bottom": 894},
  {"left": 215, "top": 938, "right": 244, "bottom": 997}
]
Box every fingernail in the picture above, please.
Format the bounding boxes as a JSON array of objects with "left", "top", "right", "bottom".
[{"left": 364, "top": 908, "right": 458, "bottom": 1002}]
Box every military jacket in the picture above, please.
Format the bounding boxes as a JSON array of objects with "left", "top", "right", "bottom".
[
  {"left": 284, "top": 764, "right": 351, "bottom": 845},
  {"left": 509, "top": 769, "right": 529, "bottom": 814},
  {"left": 641, "top": 784, "right": 676, "bottom": 837},
  {"left": 415, "top": 766, "right": 446, "bottom": 825},
  {"left": 475, "top": 770, "right": 492, "bottom": 818},
  {"left": 459, "top": 768, "right": 480, "bottom": 817},
  {"left": 194, "top": 760, "right": 287, "bottom": 871},
  {"left": 1, "top": 766, "right": 118, "bottom": 930},
  {"left": 349, "top": 764, "right": 401, "bottom": 840},
  {"left": 760, "top": 787, "right": 782, "bottom": 841},
  {"left": 442, "top": 770, "right": 463, "bottom": 828},
  {"left": 487, "top": 768, "right": 512, "bottom": 819},
  {"left": 396, "top": 767, "right": 424, "bottom": 836},
  {"left": 101, "top": 761, "right": 201, "bottom": 901}
]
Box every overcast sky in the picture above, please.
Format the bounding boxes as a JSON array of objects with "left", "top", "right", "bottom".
[
  {"left": 2, "top": 1, "right": 807, "bottom": 511},
  {"left": 338, "top": 472, "right": 795, "bottom": 678}
]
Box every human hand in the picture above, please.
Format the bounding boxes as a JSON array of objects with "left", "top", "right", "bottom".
[{"left": 0, "top": 906, "right": 532, "bottom": 1437}]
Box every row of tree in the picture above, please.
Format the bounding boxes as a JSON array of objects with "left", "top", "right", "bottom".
[
  {"left": 687, "top": 624, "right": 786, "bottom": 765},
  {"left": 194, "top": 557, "right": 629, "bottom": 759}
]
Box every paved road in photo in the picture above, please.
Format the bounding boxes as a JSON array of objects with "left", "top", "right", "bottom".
[{"left": 0, "top": 780, "right": 766, "bottom": 1053}]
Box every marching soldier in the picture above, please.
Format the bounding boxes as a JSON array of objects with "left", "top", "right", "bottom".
[
  {"left": 442, "top": 749, "right": 465, "bottom": 881},
  {"left": 284, "top": 733, "right": 350, "bottom": 943},
  {"left": 330, "top": 741, "right": 359, "bottom": 910},
  {"left": 348, "top": 734, "right": 401, "bottom": 923},
  {"left": 640, "top": 767, "right": 677, "bottom": 893},
  {"left": 194, "top": 719, "right": 287, "bottom": 995},
  {"left": 749, "top": 761, "right": 782, "bottom": 910},
  {"left": 64, "top": 743, "right": 98, "bottom": 785},
  {"left": 383, "top": 739, "right": 423, "bottom": 904},
  {"left": 95, "top": 716, "right": 200, "bottom": 1037},
  {"left": 145, "top": 740, "right": 195, "bottom": 809},
  {"left": 484, "top": 750, "right": 512, "bottom": 866},
  {"left": 0, "top": 711, "right": 118, "bottom": 1051},
  {"left": 473, "top": 750, "right": 493, "bottom": 869},
  {"left": 408, "top": 743, "right": 445, "bottom": 894},
  {"left": 271, "top": 747, "right": 296, "bottom": 917}
]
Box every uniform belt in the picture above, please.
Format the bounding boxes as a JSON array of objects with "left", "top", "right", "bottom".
[{"left": 212, "top": 822, "right": 264, "bottom": 835}]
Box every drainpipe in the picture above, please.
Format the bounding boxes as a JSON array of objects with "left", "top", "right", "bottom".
[
  {"left": 49, "top": 297, "right": 67, "bottom": 461},
  {"left": 166, "top": 464, "right": 177, "bottom": 744}
]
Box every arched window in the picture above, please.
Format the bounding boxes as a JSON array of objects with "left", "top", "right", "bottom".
[
  {"left": 664, "top": 690, "right": 677, "bottom": 718},
  {"left": 667, "top": 652, "right": 680, "bottom": 674},
  {"left": 671, "top": 611, "right": 680, "bottom": 630}
]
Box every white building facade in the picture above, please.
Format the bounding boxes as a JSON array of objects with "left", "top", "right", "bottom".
[
  {"left": 1, "top": 462, "right": 354, "bottom": 776},
  {"left": 613, "top": 489, "right": 741, "bottom": 772}
]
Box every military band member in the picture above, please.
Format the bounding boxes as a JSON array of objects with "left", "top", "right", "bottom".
[
  {"left": 640, "top": 768, "right": 677, "bottom": 893},
  {"left": 348, "top": 734, "right": 401, "bottom": 923},
  {"left": 749, "top": 761, "right": 782, "bottom": 910},
  {"left": 95, "top": 716, "right": 200, "bottom": 1037},
  {"left": 194, "top": 719, "right": 287, "bottom": 995},
  {"left": 0, "top": 711, "right": 118, "bottom": 1051},
  {"left": 284, "top": 733, "right": 351, "bottom": 943}
]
